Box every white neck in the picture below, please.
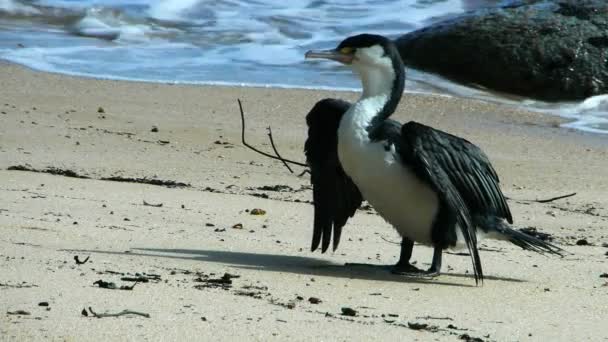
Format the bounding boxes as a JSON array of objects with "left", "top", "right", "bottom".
[
  {"left": 338, "top": 61, "right": 398, "bottom": 145},
  {"left": 355, "top": 63, "right": 395, "bottom": 100}
]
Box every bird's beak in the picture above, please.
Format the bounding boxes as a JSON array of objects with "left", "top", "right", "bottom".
[{"left": 305, "top": 49, "right": 354, "bottom": 64}]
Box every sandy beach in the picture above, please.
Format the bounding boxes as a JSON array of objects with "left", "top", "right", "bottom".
[{"left": 1, "top": 62, "right": 607, "bottom": 341}]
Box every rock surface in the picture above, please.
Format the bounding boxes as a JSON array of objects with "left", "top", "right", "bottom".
[{"left": 395, "top": 0, "right": 608, "bottom": 101}]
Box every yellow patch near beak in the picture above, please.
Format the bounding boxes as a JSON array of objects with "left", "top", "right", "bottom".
[{"left": 339, "top": 47, "right": 353, "bottom": 55}]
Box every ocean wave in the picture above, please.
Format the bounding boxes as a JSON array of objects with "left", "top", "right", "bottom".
[
  {"left": 0, "top": 0, "right": 40, "bottom": 15},
  {"left": 0, "top": 0, "right": 606, "bottom": 134}
]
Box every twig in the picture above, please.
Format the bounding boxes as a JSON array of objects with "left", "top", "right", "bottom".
[
  {"left": 267, "top": 126, "right": 294, "bottom": 173},
  {"left": 415, "top": 315, "right": 454, "bottom": 321},
  {"left": 93, "top": 279, "right": 138, "bottom": 290},
  {"left": 143, "top": 200, "right": 163, "bottom": 207},
  {"left": 533, "top": 192, "right": 577, "bottom": 203},
  {"left": 238, "top": 99, "right": 308, "bottom": 170},
  {"left": 380, "top": 236, "right": 401, "bottom": 245},
  {"left": 74, "top": 255, "right": 90, "bottom": 265},
  {"left": 508, "top": 192, "right": 577, "bottom": 203},
  {"left": 87, "top": 307, "right": 150, "bottom": 318}
]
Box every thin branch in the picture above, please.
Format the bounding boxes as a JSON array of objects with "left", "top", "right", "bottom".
[
  {"left": 238, "top": 99, "right": 307, "bottom": 168},
  {"left": 297, "top": 169, "right": 310, "bottom": 177},
  {"left": 380, "top": 236, "right": 401, "bottom": 245},
  {"left": 533, "top": 192, "right": 577, "bottom": 203},
  {"left": 267, "top": 126, "right": 294, "bottom": 173},
  {"left": 509, "top": 192, "right": 577, "bottom": 204},
  {"left": 87, "top": 306, "right": 150, "bottom": 318},
  {"left": 415, "top": 316, "right": 454, "bottom": 321},
  {"left": 143, "top": 200, "right": 163, "bottom": 207},
  {"left": 74, "top": 255, "right": 90, "bottom": 265}
]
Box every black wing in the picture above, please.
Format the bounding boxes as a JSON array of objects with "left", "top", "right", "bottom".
[
  {"left": 304, "top": 98, "right": 363, "bottom": 253},
  {"left": 399, "top": 121, "right": 512, "bottom": 284}
]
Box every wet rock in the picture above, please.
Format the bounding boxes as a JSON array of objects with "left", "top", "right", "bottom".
[{"left": 395, "top": 0, "right": 608, "bottom": 101}]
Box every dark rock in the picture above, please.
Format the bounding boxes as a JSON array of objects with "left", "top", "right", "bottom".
[
  {"left": 395, "top": 0, "right": 608, "bottom": 101},
  {"left": 576, "top": 239, "right": 590, "bottom": 246},
  {"left": 600, "top": 273, "right": 608, "bottom": 278}
]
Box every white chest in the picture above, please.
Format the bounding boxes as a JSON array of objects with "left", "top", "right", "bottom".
[{"left": 337, "top": 99, "right": 439, "bottom": 244}]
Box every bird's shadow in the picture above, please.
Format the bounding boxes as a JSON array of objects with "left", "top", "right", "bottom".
[{"left": 75, "top": 247, "right": 525, "bottom": 287}]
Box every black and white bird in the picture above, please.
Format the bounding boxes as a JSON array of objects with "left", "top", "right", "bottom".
[{"left": 304, "top": 34, "right": 562, "bottom": 283}]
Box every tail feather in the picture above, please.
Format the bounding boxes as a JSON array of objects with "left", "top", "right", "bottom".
[{"left": 474, "top": 216, "right": 565, "bottom": 256}]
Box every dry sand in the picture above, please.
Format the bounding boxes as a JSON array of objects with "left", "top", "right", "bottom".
[{"left": 1, "top": 63, "right": 607, "bottom": 341}]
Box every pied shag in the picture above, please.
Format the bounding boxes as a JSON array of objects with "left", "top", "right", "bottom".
[{"left": 304, "top": 34, "right": 562, "bottom": 283}]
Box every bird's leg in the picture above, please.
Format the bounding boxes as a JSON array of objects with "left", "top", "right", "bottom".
[
  {"left": 392, "top": 239, "right": 442, "bottom": 277},
  {"left": 425, "top": 247, "right": 442, "bottom": 277},
  {"left": 391, "top": 237, "right": 423, "bottom": 274}
]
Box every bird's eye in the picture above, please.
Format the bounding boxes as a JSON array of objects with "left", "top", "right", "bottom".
[{"left": 339, "top": 47, "right": 354, "bottom": 54}]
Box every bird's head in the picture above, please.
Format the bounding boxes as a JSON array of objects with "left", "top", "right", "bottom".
[{"left": 306, "top": 34, "right": 404, "bottom": 98}]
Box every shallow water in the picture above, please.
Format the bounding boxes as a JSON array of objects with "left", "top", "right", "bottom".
[{"left": 0, "top": 0, "right": 606, "bottom": 134}]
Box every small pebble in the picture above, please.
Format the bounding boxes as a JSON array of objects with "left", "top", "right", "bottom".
[
  {"left": 308, "top": 297, "right": 322, "bottom": 304},
  {"left": 576, "top": 239, "right": 589, "bottom": 246},
  {"left": 341, "top": 307, "right": 357, "bottom": 317},
  {"left": 250, "top": 208, "right": 266, "bottom": 215},
  {"left": 151, "top": 126, "right": 159, "bottom": 132},
  {"left": 38, "top": 302, "right": 49, "bottom": 307}
]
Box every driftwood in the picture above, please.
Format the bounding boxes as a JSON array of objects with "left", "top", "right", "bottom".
[{"left": 84, "top": 307, "right": 150, "bottom": 318}]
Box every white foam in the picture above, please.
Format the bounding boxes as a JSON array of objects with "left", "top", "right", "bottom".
[
  {"left": 147, "top": 0, "right": 200, "bottom": 21},
  {"left": 72, "top": 9, "right": 121, "bottom": 40},
  {"left": 0, "top": 0, "right": 40, "bottom": 15},
  {"left": 1, "top": 0, "right": 606, "bottom": 134}
]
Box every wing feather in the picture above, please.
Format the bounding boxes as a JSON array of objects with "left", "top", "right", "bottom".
[
  {"left": 400, "top": 122, "right": 512, "bottom": 283},
  {"left": 305, "top": 99, "right": 363, "bottom": 253}
]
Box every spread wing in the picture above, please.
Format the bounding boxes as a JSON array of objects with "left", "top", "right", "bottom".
[
  {"left": 304, "top": 98, "right": 363, "bottom": 253},
  {"left": 399, "top": 121, "right": 512, "bottom": 284}
]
